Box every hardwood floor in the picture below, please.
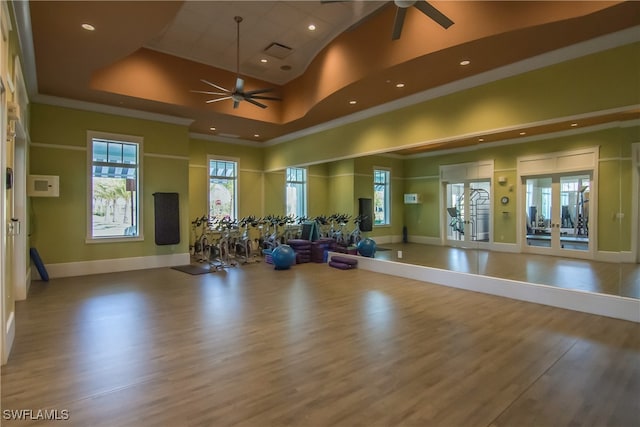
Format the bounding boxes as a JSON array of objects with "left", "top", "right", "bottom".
[
  {"left": 372, "top": 243, "right": 640, "bottom": 299},
  {"left": 2, "top": 262, "right": 639, "bottom": 426}
]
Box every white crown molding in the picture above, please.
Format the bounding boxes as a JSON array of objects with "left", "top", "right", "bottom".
[
  {"left": 189, "top": 132, "right": 263, "bottom": 147},
  {"left": 266, "top": 26, "right": 640, "bottom": 146},
  {"left": 34, "top": 94, "right": 194, "bottom": 126},
  {"left": 404, "top": 105, "right": 640, "bottom": 159}
]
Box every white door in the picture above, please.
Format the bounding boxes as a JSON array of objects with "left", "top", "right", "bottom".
[
  {"left": 523, "top": 173, "right": 592, "bottom": 257},
  {"left": 445, "top": 180, "right": 491, "bottom": 248}
]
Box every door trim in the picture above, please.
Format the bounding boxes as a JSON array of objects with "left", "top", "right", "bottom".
[
  {"left": 633, "top": 143, "right": 639, "bottom": 263},
  {"left": 440, "top": 161, "right": 494, "bottom": 248},
  {"left": 517, "top": 147, "right": 598, "bottom": 260}
]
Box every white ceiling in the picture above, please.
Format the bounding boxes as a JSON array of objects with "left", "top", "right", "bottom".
[{"left": 145, "top": 0, "right": 387, "bottom": 85}]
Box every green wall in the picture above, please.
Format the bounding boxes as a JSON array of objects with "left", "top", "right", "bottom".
[
  {"left": 29, "top": 104, "right": 190, "bottom": 264},
  {"left": 264, "top": 171, "right": 285, "bottom": 215},
  {"left": 307, "top": 163, "right": 328, "bottom": 218},
  {"left": 401, "top": 127, "right": 637, "bottom": 251},
  {"left": 326, "top": 159, "right": 354, "bottom": 215},
  {"left": 263, "top": 43, "right": 640, "bottom": 171},
  {"left": 26, "top": 42, "right": 638, "bottom": 269},
  {"left": 188, "top": 137, "right": 264, "bottom": 221}
]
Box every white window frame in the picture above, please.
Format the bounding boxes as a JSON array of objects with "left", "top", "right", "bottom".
[
  {"left": 285, "top": 167, "right": 307, "bottom": 218},
  {"left": 207, "top": 156, "right": 239, "bottom": 220},
  {"left": 86, "top": 131, "right": 144, "bottom": 243},
  {"left": 373, "top": 167, "right": 391, "bottom": 226}
]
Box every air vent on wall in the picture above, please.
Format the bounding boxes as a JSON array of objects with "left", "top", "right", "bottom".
[{"left": 263, "top": 42, "right": 293, "bottom": 59}]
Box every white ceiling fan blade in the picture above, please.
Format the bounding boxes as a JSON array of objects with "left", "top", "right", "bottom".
[
  {"left": 235, "top": 77, "right": 244, "bottom": 93},
  {"left": 201, "top": 79, "right": 231, "bottom": 93},
  {"left": 206, "top": 96, "right": 232, "bottom": 104}
]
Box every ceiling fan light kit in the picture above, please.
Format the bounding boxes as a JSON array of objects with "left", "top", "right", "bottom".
[{"left": 191, "top": 16, "right": 281, "bottom": 109}]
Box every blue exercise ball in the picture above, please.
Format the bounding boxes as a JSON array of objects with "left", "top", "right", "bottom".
[
  {"left": 271, "top": 245, "right": 296, "bottom": 270},
  {"left": 357, "top": 238, "right": 377, "bottom": 257}
]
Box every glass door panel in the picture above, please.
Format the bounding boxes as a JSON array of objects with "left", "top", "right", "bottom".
[
  {"left": 445, "top": 180, "right": 492, "bottom": 246},
  {"left": 524, "top": 174, "right": 592, "bottom": 256},
  {"left": 525, "top": 177, "right": 552, "bottom": 248},
  {"left": 446, "top": 182, "right": 465, "bottom": 243},
  {"left": 469, "top": 181, "right": 490, "bottom": 242},
  {"left": 559, "top": 175, "right": 590, "bottom": 251}
]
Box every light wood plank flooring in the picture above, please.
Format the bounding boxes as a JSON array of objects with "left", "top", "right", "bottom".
[
  {"left": 372, "top": 243, "right": 640, "bottom": 299},
  {"left": 2, "top": 262, "right": 639, "bottom": 426}
]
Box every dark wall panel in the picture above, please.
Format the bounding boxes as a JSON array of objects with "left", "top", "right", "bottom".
[
  {"left": 153, "top": 192, "right": 180, "bottom": 245},
  {"left": 359, "top": 198, "right": 373, "bottom": 232}
]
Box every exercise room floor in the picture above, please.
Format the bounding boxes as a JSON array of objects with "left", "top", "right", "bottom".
[
  {"left": 2, "top": 262, "right": 638, "bottom": 426},
  {"left": 371, "top": 242, "right": 640, "bottom": 299}
]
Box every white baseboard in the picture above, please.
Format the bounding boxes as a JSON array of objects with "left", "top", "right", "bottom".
[
  {"left": 26, "top": 267, "right": 31, "bottom": 297},
  {"left": 368, "top": 235, "right": 398, "bottom": 244},
  {"left": 489, "top": 242, "right": 520, "bottom": 253},
  {"left": 14, "top": 267, "right": 30, "bottom": 301},
  {"left": 408, "top": 235, "right": 442, "bottom": 245},
  {"left": 3, "top": 311, "right": 15, "bottom": 365},
  {"left": 31, "top": 253, "right": 191, "bottom": 280},
  {"left": 330, "top": 252, "right": 640, "bottom": 323},
  {"left": 374, "top": 238, "right": 636, "bottom": 263},
  {"left": 597, "top": 251, "right": 635, "bottom": 263}
]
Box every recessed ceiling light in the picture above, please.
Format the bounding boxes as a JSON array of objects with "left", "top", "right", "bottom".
[
  {"left": 254, "top": 134, "right": 260, "bottom": 138},
  {"left": 260, "top": 58, "right": 268, "bottom": 63},
  {"left": 478, "top": 138, "right": 484, "bottom": 142},
  {"left": 349, "top": 100, "right": 357, "bottom": 105},
  {"left": 210, "top": 127, "right": 216, "bottom": 131},
  {"left": 570, "top": 123, "right": 578, "bottom": 127},
  {"left": 308, "top": 24, "right": 316, "bottom": 31},
  {"left": 82, "top": 23, "right": 95, "bottom": 31},
  {"left": 396, "top": 83, "right": 405, "bottom": 88},
  {"left": 460, "top": 60, "right": 470, "bottom": 66},
  {"left": 519, "top": 131, "right": 527, "bottom": 135}
]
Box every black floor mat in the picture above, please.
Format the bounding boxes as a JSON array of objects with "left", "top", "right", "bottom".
[{"left": 171, "top": 264, "right": 212, "bottom": 275}]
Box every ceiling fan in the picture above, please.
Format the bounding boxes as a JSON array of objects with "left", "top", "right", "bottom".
[
  {"left": 391, "top": 0, "right": 453, "bottom": 40},
  {"left": 322, "top": 0, "right": 454, "bottom": 40},
  {"left": 191, "top": 16, "right": 281, "bottom": 109}
]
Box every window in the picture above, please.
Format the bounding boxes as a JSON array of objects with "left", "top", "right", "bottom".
[
  {"left": 88, "top": 132, "right": 141, "bottom": 240},
  {"left": 286, "top": 167, "right": 307, "bottom": 218},
  {"left": 209, "top": 158, "right": 237, "bottom": 220},
  {"left": 373, "top": 169, "right": 390, "bottom": 225}
]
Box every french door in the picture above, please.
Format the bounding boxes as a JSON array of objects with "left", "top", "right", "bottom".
[
  {"left": 523, "top": 173, "right": 592, "bottom": 256},
  {"left": 445, "top": 180, "right": 491, "bottom": 248}
]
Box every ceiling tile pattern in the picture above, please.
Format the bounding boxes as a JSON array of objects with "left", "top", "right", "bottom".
[{"left": 145, "top": 1, "right": 387, "bottom": 85}]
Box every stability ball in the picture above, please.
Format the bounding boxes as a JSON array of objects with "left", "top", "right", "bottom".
[
  {"left": 271, "top": 245, "right": 296, "bottom": 270},
  {"left": 357, "top": 238, "right": 377, "bottom": 257}
]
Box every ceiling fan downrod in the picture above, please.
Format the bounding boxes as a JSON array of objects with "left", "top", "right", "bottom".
[{"left": 234, "top": 16, "right": 242, "bottom": 78}]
